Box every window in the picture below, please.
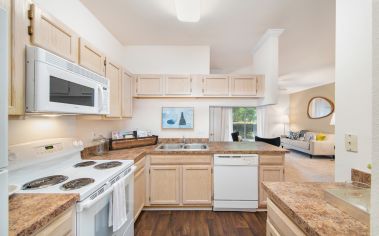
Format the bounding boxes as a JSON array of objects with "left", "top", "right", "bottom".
[{"left": 232, "top": 107, "right": 257, "bottom": 141}]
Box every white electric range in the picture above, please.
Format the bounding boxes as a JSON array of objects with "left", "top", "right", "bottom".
[{"left": 8, "top": 138, "right": 135, "bottom": 236}]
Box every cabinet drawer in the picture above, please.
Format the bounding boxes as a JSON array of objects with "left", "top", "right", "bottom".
[
  {"left": 259, "top": 155, "right": 284, "bottom": 165},
  {"left": 36, "top": 206, "right": 75, "bottom": 236},
  {"left": 150, "top": 155, "right": 212, "bottom": 165},
  {"left": 135, "top": 157, "right": 146, "bottom": 173},
  {"left": 267, "top": 199, "right": 305, "bottom": 236}
]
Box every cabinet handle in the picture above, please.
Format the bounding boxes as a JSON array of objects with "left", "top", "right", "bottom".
[{"left": 28, "top": 26, "right": 33, "bottom": 35}]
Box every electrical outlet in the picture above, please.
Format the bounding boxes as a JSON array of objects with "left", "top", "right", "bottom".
[{"left": 345, "top": 134, "right": 358, "bottom": 152}]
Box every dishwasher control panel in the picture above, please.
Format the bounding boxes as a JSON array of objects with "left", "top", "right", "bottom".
[{"left": 214, "top": 154, "right": 259, "bottom": 166}]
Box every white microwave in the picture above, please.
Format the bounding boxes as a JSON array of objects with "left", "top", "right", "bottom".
[{"left": 26, "top": 46, "right": 109, "bottom": 115}]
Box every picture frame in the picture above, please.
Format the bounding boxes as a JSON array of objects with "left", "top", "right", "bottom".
[{"left": 161, "top": 107, "right": 194, "bottom": 129}]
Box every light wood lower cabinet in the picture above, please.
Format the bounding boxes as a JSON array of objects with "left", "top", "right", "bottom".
[
  {"left": 147, "top": 155, "right": 213, "bottom": 207},
  {"left": 134, "top": 158, "right": 145, "bottom": 220},
  {"left": 266, "top": 199, "right": 305, "bottom": 236},
  {"left": 259, "top": 166, "right": 284, "bottom": 207},
  {"left": 182, "top": 165, "right": 212, "bottom": 205},
  {"left": 35, "top": 206, "right": 75, "bottom": 236},
  {"left": 149, "top": 165, "right": 181, "bottom": 205}
]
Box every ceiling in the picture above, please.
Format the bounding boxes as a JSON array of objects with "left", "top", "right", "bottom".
[{"left": 81, "top": 0, "right": 335, "bottom": 75}]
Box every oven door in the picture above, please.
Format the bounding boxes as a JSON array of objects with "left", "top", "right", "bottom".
[
  {"left": 76, "top": 167, "right": 135, "bottom": 236},
  {"left": 31, "top": 60, "right": 107, "bottom": 114}
]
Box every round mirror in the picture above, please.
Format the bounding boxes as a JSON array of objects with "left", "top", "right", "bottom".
[{"left": 307, "top": 97, "right": 334, "bottom": 119}]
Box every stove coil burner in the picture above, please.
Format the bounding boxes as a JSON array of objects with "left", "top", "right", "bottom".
[
  {"left": 60, "top": 178, "right": 95, "bottom": 190},
  {"left": 22, "top": 175, "right": 69, "bottom": 190},
  {"left": 94, "top": 161, "right": 122, "bottom": 169},
  {"left": 74, "top": 161, "right": 97, "bottom": 168}
]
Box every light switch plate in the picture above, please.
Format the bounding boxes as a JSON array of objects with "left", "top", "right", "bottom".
[{"left": 345, "top": 134, "right": 358, "bottom": 152}]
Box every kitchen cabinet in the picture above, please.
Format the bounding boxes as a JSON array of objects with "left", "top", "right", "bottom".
[
  {"left": 230, "top": 75, "right": 257, "bottom": 96},
  {"left": 7, "top": 0, "right": 29, "bottom": 115},
  {"left": 121, "top": 70, "right": 133, "bottom": 118},
  {"left": 79, "top": 38, "right": 106, "bottom": 76},
  {"left": 149, "top": 165, "right": 180, "bottom": 205},
  {"left": 134, "top": 157, "right": 145, "bottom": 220},
  {"left": 35, "top": 206, "right": 76, "bottom": 236},
  {"left": 147, "top": 155, "right": 213, "bottom": 207},
  {"left": 259, "top": 165, "right": 284, "bottom": 207},
  {"left": 266, "top": 199, "right": 305, "bottom": 236},
  {"left": 135, "top": 75, "right": 163, "bottom": 96},
  {"left": 202, "top": 75, "right": 229, "bottom": 96},
  {"left": 182, "top": 165, "right": 212, "bottom": 205},
  {"left": 165, "top": 75, "right": 192, "bottom": 95},
  {"left": 28, "top": 3, "right": 79, "bottom": 62},
  {"left": 106, "top": 60, "right": 122, "bottom": 118}
]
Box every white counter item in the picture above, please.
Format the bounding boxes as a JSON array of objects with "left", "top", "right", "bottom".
[{"left": 213, "top": 154, "right": 259, "bottom": 211}]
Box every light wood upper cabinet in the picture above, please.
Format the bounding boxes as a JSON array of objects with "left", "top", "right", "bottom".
[
  {"left": 202, "top": 75, "right": 229, "bottom": 96},
  {"left": 134, "top": 158, "right": 145, "bottom": 220},
  {"left": 79, "top": 38, "right": 106, "bottom": 76},
  {"left": 35, "top": 206, "right": 75, "bottom": 236},
  {"left": 121, "top": 71, "right": 133, "bottom": 118},
  {"left": 259, "top": 166, "right": 284, "bottom": 207},
  {"left": 230, "top": 75, "right": 257, "bottom": 96},
  {"left": 28, "top": 3, "right": 78, "bottom": 62},
  {"left": 135, "top": 75, "right": 163, "bottom": 96},
  {"left": 182, "top": 165, "right": 212, "bottom": 205},
  {"left": 165, "top": 75, "right": 192, "bottom": 95},
  {"left": 149, "top": 165, "right": 180, "bottom": 205},
  {"left": 106, "top": 60, "right": 122, "bottom": 118}
]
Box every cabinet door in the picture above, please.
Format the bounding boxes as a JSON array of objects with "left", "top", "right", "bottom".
[
  {"left": 106, "top": 60, "right": 122, "bottom": 118},
  {"left": 149, "top": 165, "right": 180, "bottom": 205},
  {"left": 230, "top": 76, "right": 257, "bottom": 96},
  {"left": 136, "top": 75, "right": 163, "bottom": 96},
  {"left": 266, "top": 219, "right": 281, "bottom": 236},
  {"left": 259, "top": 166, "right": 284, "bottom": 207},
  {"left": 79, "top": 38, "right": 106, "bottom": 76},
  {"left": 182, "top": 165, "right": 212, "bottom": 205},
  {"left": 202, "top": 75, "right": 229, "bottom": 96},
  {"left": 29, "top": 4, "right": 78, "bottom": 62},
  {"left": 134, "top": 166, "right": 145, "bottom": 220},
  {"left": 121, "top": 71, "right": 133, "bottom": 118},
  {"left": 165, "top": 75, "right": 192, "bottom": 95},
  {"left": 36, "top": 206, "right": 75, "bottom": 236}
]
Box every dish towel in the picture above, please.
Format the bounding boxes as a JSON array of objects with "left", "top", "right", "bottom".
[{"left": 108, "top": 178, "right": 127, "bottom": 232}]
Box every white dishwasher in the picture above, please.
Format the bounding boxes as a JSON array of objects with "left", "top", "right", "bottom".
[{"left": 213, "top": 154, "right": 259, "bottom": 211}]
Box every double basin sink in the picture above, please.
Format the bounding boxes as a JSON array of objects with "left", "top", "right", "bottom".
[{"left": 155, "top": 143, "right": 209, "bottom": 151}]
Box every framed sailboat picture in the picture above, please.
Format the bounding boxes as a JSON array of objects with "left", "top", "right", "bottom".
[{"left": 161, "top": 107, "right": 194, "bottom": 129}]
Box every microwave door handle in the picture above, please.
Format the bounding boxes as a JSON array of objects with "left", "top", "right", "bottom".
[
  {"left": 78, "top": 166, "right": 136, "bottom": 212},
  {"left": 98, "top": 85, "right": 104, "bottom": 112}
]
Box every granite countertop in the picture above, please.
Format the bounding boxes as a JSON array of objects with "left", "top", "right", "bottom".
[
  {"left": 9, "top": 193, "right": 79, "bottom": 236},
  {"left": 262, "top": 182, "right": 369, "bottom": 236},
  {"left": 83, "top": 141, "right": 287, "bottom": 161}
]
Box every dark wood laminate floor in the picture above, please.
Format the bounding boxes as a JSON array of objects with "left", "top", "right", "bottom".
[{"left": 134, "top": 211, "right": 267, "bottom": 236}]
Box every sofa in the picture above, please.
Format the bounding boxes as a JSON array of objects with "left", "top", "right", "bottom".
[{"left": 281, "top": 131, "right": 335, "bottom": 158}]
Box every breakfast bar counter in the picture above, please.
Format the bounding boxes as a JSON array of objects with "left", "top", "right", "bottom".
[{"left": 9, "top": 193, "right": 79, "bottom": 236}]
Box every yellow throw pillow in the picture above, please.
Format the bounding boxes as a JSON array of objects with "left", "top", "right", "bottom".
[{"left": 316, "top": 133, "right": 326, "bottom": 141}]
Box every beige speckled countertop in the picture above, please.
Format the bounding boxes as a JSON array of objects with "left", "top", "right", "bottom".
[
  {"left": 262, "top": 182, "right": 369, "bottom": 236},
  {"left": 83, "top": 141, "right": 288, "bottom": 162},
  {"left": 9, "top": 194, "right": 79, "bottom": 236}
]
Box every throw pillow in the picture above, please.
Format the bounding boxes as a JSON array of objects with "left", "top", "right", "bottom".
[
  {"left": 304, "top": 132, "right": 315, "bottom": 141},
  {"left": 289, "top": 131, "right": 300, "bottom": 140},
  {"left": 299, "top": 130, "right": 309, "bottom": 138},
  {"left": 316, "top": 133, "right": 326, "bottom": 141}
]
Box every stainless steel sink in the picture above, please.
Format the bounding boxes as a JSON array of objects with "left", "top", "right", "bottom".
[{"left": 155, "top": 143, "right": 208, "bottom": 151}]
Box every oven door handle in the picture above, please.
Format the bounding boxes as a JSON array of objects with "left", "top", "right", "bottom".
[{"left": 77, "top": 166, "right": 136, "bottom": 212}]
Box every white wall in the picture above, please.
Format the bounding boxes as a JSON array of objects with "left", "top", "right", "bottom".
[
  {"left": 124, "top": 46, "right": 210, "bottom": 74},
  {"left": 252, "top": 29, "right": 284, "bottom": 106},
  {"left": 33, "top": 0, "right": 126, "bottom": 66},
  {"left": 372, "top": 0, "right": 379, "bottom": 234},
  {"left": 279, "top": 66, "right": 335, "bottom": 94},
  {"left": 265, "top": 94, "right": 290, "bottom": 138},
  {"left": 335, "top": 0, "right": 372, "bottom": 181}
]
